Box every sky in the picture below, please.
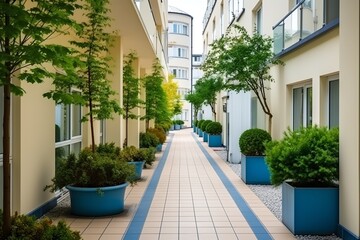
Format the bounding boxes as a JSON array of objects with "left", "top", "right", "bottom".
[{"left": 168, "top": 0, "right": 207, "bottom": 54}]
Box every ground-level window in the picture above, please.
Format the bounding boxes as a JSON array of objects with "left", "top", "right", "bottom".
[
  {"left": 328, "top": 79, "right": 339, "bottom": 128},
  {"left": 293, "top": 84, "right": 312, "bottom": 130}
]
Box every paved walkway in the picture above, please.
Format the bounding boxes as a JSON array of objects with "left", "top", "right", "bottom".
[{"left": 50, "top": 128, "right": 295, "bottom": 240}]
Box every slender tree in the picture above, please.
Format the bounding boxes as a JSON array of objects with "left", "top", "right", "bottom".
[
  {"left": 122, "top": 52, "right": 143, "bottom": 147},
  {"left": 142, "top": 59, "right": 164, "bottom": 129},
  {"left": 185, "top": 91, "right": 203, "bottom": 122},
  {"left": 202, "top": 25, "right": 283, "bottom": 133},
  {"left": 46, "top": 0, "right": 122, "bottom": 152},
  {"left": 162, "top": 74, "right": 182, "bottom": 118},
  {"left": 0, "top": 0, "right": 80, "bottom": 236},
  {"left": 193, "top": 76, "right": 223, "bottom": 121}
]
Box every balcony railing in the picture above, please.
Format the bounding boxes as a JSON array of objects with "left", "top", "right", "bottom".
[{"left": 273, "top": 0, "right": 339, "bottom": 55}]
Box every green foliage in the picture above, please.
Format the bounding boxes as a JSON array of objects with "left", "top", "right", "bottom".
[
  {"left": 147, "top": 128, "right": 166, "bottom": 144},
  {"left": 142, "top": 59, "right": 166, "bottom": 128},
  {"left": 139, "top": 132, "right": 160, "bottom": 148},
  {"left": 200, "top": 120, "right": 212, "bottom": 132},
  {"left": 185, "top": 92, "right": 203, "bottom": 120},
  {"left": 163, "top": 75, "right": 182, "bottom": 117},
  {"left": 156, "top": 122, "right": 171, "bottom": 132},
  {"left": 95, "top": 142, "right": 120, "bottom": 159},
  {"left": 173, "top": 120, "right": 184, "bottom": 125},
  {"left": 120, "top": 146, "right": 143, "bottom": 162},
  {"left": 197, "top": 120, "right": 205, "bottom": 130},
  {"left": 202, "top": 25, "right": 283, "bottom": 132},
  {"left": 194, "top": 120, "right": 199, "bottom": 127},
  {"left": 0, "top": 210, "right": 81, "bottom": 240},
  {"left": 265, "top": 126, "right": 339, "bottom": 186},
  {"left": 239, "top": 128, "right": 272, "bottom": 156},
  {"left": 45, "top": 147, "right": 136, "bottom": 191},
  {"left": 139, "top": 148, "right": 156, "bottom": 168},
  {"left": 206, "top": 122, "right": 222, "bottom": 135}
]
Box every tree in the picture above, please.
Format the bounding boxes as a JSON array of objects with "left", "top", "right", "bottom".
[
  {"left": 46, "top": 0, "right": 122, "bottom": 152},
  {"left": 185, "top": 91, "right": 203, "bottom": 122},
  {"left": 0, "top": 0, "right": 80, "bottom": 236},
  {"left": 123, "top": 52, "right": 143, "bottom": 147},
  {"left": 193, "top": 76, "right": 223, "bottom": 121},
  {"left": 202, "top": 25, "right": 283, "bottom": 133},
  {"left": 142, "top": 59, "right": 165, "bottom": 129},
  {"left": 162, "top": 74, "right": 182, "bottom": 118}
]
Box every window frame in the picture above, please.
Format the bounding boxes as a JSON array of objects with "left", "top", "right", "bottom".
[
  {"left": 169, "top": 22, "right": 189, "bottom": 36},
  {"left": 327, "top": 75, "right": 339, "bottom": 129},
  {"left": 168, "top": 45, "right": 189, "bottom": 59},
  {"left": 292, "top": 83, "right": 313, "bottom": 130}
]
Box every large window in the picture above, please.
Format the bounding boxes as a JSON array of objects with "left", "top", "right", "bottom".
[
  {"left": 169, "top": 22, "right": 189, "bottom": 35},
  {"left": 293, "top": 85, "right": 312, "bottom": 130},
  {"left": 256, "top": 6, "right": 263, "bottom": 34},
  {"left": 329, "top": 79, "right": 339, "bottom": 128},
  {"left": 168, "top": 45, "right": 188, "bottom": 58},
  {"left": 171, "top": 68, "right": 189, "bottom": 79},
  {"left": 177, "top": 88, "right": 190, "bottom": 100},
  {"left": 251, "top": 97, "right": 258, "bottom": 128},
  {"left": 0, "top": 87, "right": 3, "bottom": 155}
]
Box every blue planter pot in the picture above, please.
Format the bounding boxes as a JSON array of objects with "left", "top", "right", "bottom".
[
  {"left": 208, "top": 134, "right": 222, "bottom": 147},
  {"left": 67, "top": 183, "right": 129, "bottom": 216},
  {"left": 156, "top": 143, "right": 162, "bottom": 152},
  {"left": 193, "top": 126, "right": 197, "bottom": 132},
  {"left": 174, "top": 124, "right": 181, "bottom": 130},
  {"left": 170, "top": 125, "right": 174, "bottom": 131},
  {"left": 240, "top": 155, "right": 271, "bottom": 184},
  {"left": 282, "top": 181, "right": 339, "bottom": 235},
  {"left": 128, "top": 161, "right": 145, "bottom": 180},
  {"left": 203, "top": 132, "right": 208, "bottom": 142},
  {"left": 199, "top": 129, "right": 203, "bottom": 137}
]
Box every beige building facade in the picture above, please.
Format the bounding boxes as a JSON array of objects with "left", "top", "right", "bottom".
[
  {"left": 203, "top": 0, "right": 359, "bottom": 238},
  {"left": 0, "top": 0, "right": 168, "bottom": 217},
  {"left": 168, "top": 7, "right": 193, "bottom": 127}
]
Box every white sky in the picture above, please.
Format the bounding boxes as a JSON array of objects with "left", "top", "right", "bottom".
[{"left": 168, "top": 0, "right": 207, "bottom": 54}]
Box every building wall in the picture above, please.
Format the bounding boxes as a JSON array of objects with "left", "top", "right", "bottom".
[{"left": 168, "top": 10, "right": 193, "bottom": 127}]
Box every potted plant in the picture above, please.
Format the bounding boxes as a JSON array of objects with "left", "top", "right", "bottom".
[
  {"left": 147, "top": 127, "right": 166, "bottom": 152},
  {"left": 45, "top": 143, "right": 136, "bottom": 217},
  {"left": 140, "top": 132, "right": 160, "bottom": 149},
  {"left": 193, "top": 120, "right": 199, "bottom": 133},
  {"left": 173, "top": 120, "right": 181, "bottom": 130},
  {"left": 239, "top": 128, "right": 272, "bottom": 184},
  {"left": 265, "top": 126, "right": 339, "bottom": 235},
  {"left": 206, "top": 122, "right": 222, "bottom": 147},
  {"left": 139, "top": 147, "right": 156, "bottom": 168},
  {"left": 201, "top": 120, "right": 212, "bottom": 142},
  {"left": 120, "top": 146, "right": 146, "bottom": 180},
  {"left": 197, "top": 119, "right": 205, "bottom": 137}
]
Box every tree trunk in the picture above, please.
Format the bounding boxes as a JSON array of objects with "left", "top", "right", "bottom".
[
  {"left": 125, "top": 114, "right": 129, "bottom": 147},
  {"left": 268, "top": 113, "right": 272, "bottom": 135}
]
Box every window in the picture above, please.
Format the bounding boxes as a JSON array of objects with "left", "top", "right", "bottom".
[
  {"left": 292, "top": 85, "right": 312, "bottom": 130},
  {"left": 168, "top": 45, "right": 188, "bottom": 58},
  {"left": 169, "top": 22, "right": 189, "bottom": 35},
  {"left": 228, "top": 0, "right": 234, "bottom": 23},
  {"left": 251, "top": 97, "right": 257, "bottom": 128},
  {"left": 256, "top": 6, "right": 263, "bottom": 34},
  {"left": 329, "top": 79, "right": 339, "bottom": 128},
  {"left": 212, "top": 19, "right": 216, "bottom": 41},
  {"left": 324, "top": 0, "right": 339, "bottom": 24},
  {"left": 234, "top": 0, "right": 244, "bottom": 15},
  {"left": 177, "top": 88, "right": 190, "bottom": 99},
  {"left": 0, "top": 87, "right": 3, "bottom": 155},
  {"left": 183, "top": 109, "right": 189, "bottom": 121},
  {"left": 220, "top": 3, "right": 224, "bottom": 35},
  {"left": 171, "top": 68, "right": 189, "bottom": 79}
]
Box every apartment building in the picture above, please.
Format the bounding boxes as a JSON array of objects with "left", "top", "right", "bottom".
[
  {"left": 168, "top": 6, "right": 193, "bottom": 127},
  {"left": 0, "top": 0, "right": 169, "bottom": 217},
  {"left": 202, "top": 0, "right": 359, "bottom": 238}
]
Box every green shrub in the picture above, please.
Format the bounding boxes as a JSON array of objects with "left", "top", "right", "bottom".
[
  {"left": 45, "top": 148, "right": 136, "bottom": 191},
  {"left": 139, "top": 147, "right": 156, "bottom": 168},
  {"left": 194, "top": 120, "right": 199, "bottom": 127},
  {"left": 200, "top": 120, "right": 212, "bottom": 132},
  {"left": 95, "top": 142, "right": 120, "bottom": 159},
  {"left": 156, "top": 122, "right": 171, "bottom": 132},
  {"left": 205, "top": 122, "right": 222, "bottom": 135},
  {"left": 197, "top": 120, "right": 205, "bottom": 130},
  {"left": 239, "top": 128, "right": 271, "bottom": 156},
  {"left": 147, "top": 128, "right": 166, "bottom": 144},
  {"left": 265, "top": 126, "right": 339, "bottom": 186},
  {"left": 0, "top": 210, "right": 81, "bottom": 240},
  {"left": 140, "top": 132, "right": 160, "bottom": 148}
]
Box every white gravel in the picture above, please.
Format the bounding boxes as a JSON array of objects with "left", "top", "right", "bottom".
[{"left": 215, "top": 149, "right": 342, "bottom": 240}]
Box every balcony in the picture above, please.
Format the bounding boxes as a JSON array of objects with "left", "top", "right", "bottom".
[{"left": 273, "top": 0, "right": 339, "bottom": 55}]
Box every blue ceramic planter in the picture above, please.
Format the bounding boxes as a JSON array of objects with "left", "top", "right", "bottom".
[
  {"left": 174, "top": 124, "right": 181, "bottom": 130},
  {"left": 203, "top": 132, "right": 208, "bottom": 142},
  {"left": 240, "top": 155, "right": 271, "bottom": 184},
  {"left": 170, "top": 125, "right": 174, "bottom": 131},
  {"left": 208, "top": 134, "right": 221, "bottom": 147},
  {"left": 282, "top": 181, "right": 339, "bottom": 235},
  {"left": 128, "top": 161, "right": 145, "bottom": 180},
  {"left": 193, "top": 126, "right": 197, "bottom": 132},
  {"left": 67, "top": 183, "right": 129, "bottom": 216},
  {"left": 156, "top": 144, "right": 162, "bottom": 152},
  {"left": 198, "top": 129, "right": 203, "bottom": 137}
]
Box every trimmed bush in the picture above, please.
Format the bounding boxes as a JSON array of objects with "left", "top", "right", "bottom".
[
  {"left": 194, "top": 120, "right": 199, "bottom": 127},
  {"left": 139, "top": 147, "right": 156, "bottom": 167},
  {"left": 265, "top": 126, "right": 339, "bottom": 186},
  {"left": 239, "top": 128, "right": 271, "bottom": 156},
  {"left": 200, "top": 120, "right": 212, "bottom": 132},
  {"left": 147, "top": 128, "right": 166, "bottom": 144},
  {"left": 197, "top": 120, "right": 205, "bottom": 130},
  {"left": 206, "top": 122, "right": 222, "bottom": 135},
  {"left": 0, "top": 211, "right": 81, "bottom": 240},
  {"left": 140, "top": 132, "right": 160, "bottom": 148}
]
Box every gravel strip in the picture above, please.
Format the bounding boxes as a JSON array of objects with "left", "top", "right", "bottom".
[{"left": 215, "top": 149, "right": 342, "bottom": 240}]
